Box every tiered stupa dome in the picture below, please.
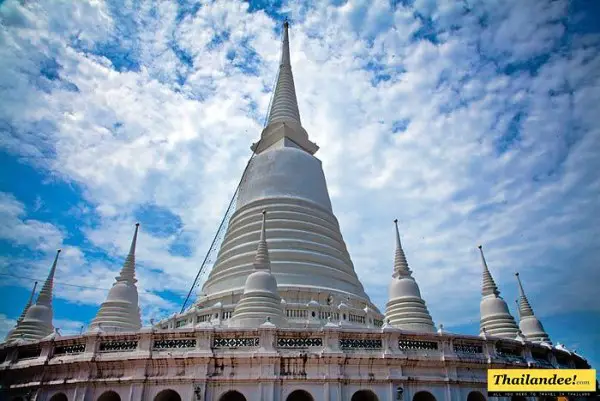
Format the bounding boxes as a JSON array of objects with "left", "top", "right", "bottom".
[
  {"left": 6, "top": 250, "right": 60, "bottom": 342},
  {"left": 478, "top": 245, "right": 519, "bottom": 339},
  {"left": 384, "top": 220, "right": 435, "bottom": 332},
  {"left": 5, "top": 282, "right": 37, "bottom": 341},
  {"left": 88, "top": 223, "right": 142, "bottom": 332},
  {"left": 199, "top": 21, "right": 378, "bottom": 316},
  {"left": 515, "top": 272, "right": 551, "bottom": 343},
  {"left": 230, "top": 210, "right": 287, "bottom": 328}
]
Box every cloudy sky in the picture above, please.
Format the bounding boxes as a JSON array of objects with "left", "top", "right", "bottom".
[{"left": 0, "top": 0, "right": 598, "bottom": 368}]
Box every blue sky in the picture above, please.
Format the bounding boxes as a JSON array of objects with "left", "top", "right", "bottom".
[{"left": 0, "top": 0, "right": 598, "bottom": 370}]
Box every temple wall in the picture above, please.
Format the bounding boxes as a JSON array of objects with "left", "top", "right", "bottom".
[{"left": 0, "top": 327, "right": 588, "bottom": 401}]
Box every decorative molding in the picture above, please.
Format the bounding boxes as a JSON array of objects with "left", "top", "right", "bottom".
[
  {"left": 496, "top": 346, "right": 522, "bottom": 357},
  {"left": 339, "top": 338, "right": 382, "bottom": 350},
  {"left": 213, "top": 337, "right": 259, "bottom": 348},
  {"left": 99, "top": 340, "right": 138, "bottom": 352},
  {"left": 496, "top": 346, "right": 526, "bottom": 364},
  {"left": 54, "top": 343, "right": 86, "bottom": 355},
  {"left": 398, "top": 339, "right": 438, "bottom": 350},
  {"left": 153, "top": 339, "right": 196, "bottom": 350},
  {"left": 453, "top": 342, "right": 482, "bottom": 354},
  {"left": 277, "top": 337, "right": 323, "bottom": 348}
]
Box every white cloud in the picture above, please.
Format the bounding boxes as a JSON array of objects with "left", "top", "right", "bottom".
[
  {"left": 0, "top": 314, "right": 16, "bottom": 340},
  {"left": 0, "top": 192, "right": 64, "bottom": 252},
  {"left": 0, "top": 0, "right": 598, "bottom": 331}
]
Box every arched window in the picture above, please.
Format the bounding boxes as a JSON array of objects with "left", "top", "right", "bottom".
[
  {"left": 352, "top": 389, "right": 379, "bottom": 401},
  {"left": 286, "top": 390, "right": 314, "bottom": 401},
  {"left": 218, "top": 391, "right": 247, "bottom": 401},
  {"left": 413, "top": 391, "right": 436, "bottom": 401},
  {"left": 467, "top": 391, "right": 486, "bottom": 401},
  {"left": 49, "top": 393, "right": 69, "bottom": 401},
  {"left": 154, "top": 389, "right": 181, "bottom": 401},
  {"left": 97, "top": 391, "right": 121, "bottom": 401}
]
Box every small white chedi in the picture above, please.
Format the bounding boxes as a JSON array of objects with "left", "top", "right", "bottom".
[{"left": 0, "top": 21, "right": 589, "bottom": 401}]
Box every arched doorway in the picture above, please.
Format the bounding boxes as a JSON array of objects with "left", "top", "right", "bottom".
[
  {"left": 467, "top": 391, "right": 486, "bottom": 401},
  {"left": 218, "top": 391, "right": 247, "bottom": 401},
  {"left": 286, "top": 390, "right": 314, "bottom": 401},
  {"left": 97, "top": 391, "right": 121, "bottom": 401},
  {"left": 352, "top": 390, "right": 379, "bottom": 401},
  {"left": 154, "top": 389, "right": 181, "bottom": 401},
  {"left": 413, "top": 391, "right": 436, "bottom": 401},
  {"left": 49, "top": 394, "right": 69, "bottom": 401}
]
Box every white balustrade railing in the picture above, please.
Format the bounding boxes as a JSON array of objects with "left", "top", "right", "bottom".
[
  {"left": 0, "top": 326, "right": 583, "bottom": 373},
  {"left": 158, "top": 301, "right": 385, "bottom": 330}
]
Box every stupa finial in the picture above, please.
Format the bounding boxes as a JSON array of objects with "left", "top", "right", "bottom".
[
  {"left": 393, "top": 219, "right": 412, "bottom": 278},
  {"left": 17, "top": 281, "right": 38, "bottom": 324},
  {"left": 515, "top": 272, "right": 534, "bottom": 317},
  {"left": 117, "top": 223, "right": 139, "bottom": 284},
  {"left": 266, "top": 19, "right": 301, "bottom": 125},
  {"left": 36, "top": 249, "right": 61, "bottom": 306},
  {"left": 253, "top": 210, "right": 271, "bottom": 270},
  {"left": 478, "top": 245, "right": 499, "bottom": 296}
]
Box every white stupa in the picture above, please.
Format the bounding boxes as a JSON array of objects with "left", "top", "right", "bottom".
[
  {"left": 478, "top": 245, "right": 519, "bottom": 338},
  {"left": 200, "top": 21, "right": 378, "bottom": 314},
  {"left": 88, "top": 223, "right": 142, "bottom": 332},
  {"left": 0, "top": 20, "right": 592, "bottom": 401},
  {"left": 230, "top": 210, "right": 287, "bottom": 328},
  {"left": 515, "top": 272, "right": 551, "bottom": 343},
  {"left": 384, "top": 220, "right": 435, "bottom": 332},
  {"left": 5, "top": 282, "right": 38, "bottom": 342},
  {"left": 7, "top": 250, "right": 60, "bottom": 342}
]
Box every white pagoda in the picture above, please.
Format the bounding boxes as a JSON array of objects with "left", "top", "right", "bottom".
[{"left": 0, "top": 22, "right": 590, "bottom": 401}]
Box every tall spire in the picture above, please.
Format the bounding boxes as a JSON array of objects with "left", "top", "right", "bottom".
[
  {"left": 18, "top": 282, "right": 38, "bottom": 324},
  {"left": 267, "top": 20, "right": 301, "bottom": 126},
  {"left": 478, "top": 245, "right": 519, "bottom": 339},
  {"left": 5, "top": 250, "right": 61, "bottom": 342},
  {"left": 88, "top": 224, "right": 142, "bottom": 332},
  {"left": 117, "top": 222, "right": 139, "bottom": 284},
  {"left": 393, "top": 219, "right": 411, "bottom": 278},
  {"left": 251, "top": 20, "right": 318, "bottom": 155},
  {"left": 231, "top": 210, "right": 287, "bottom": 328},
  {"left": 253, "top": 211, "right": 270, "bottom": 270},
  {"left": 515, "top": 272, "right": 551, "bottom": 343},
  {"left": 479, "top": 245, "right": 499, "bottom": 296},
  {"left": 385, "top": 220, "right": 435, "bottom": 332},
  {"left": 515, "top": 272, "right": 534, "bottom": 317},
  {"left": 36, "top": 249, "right": 60, "bottom": 306}
]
